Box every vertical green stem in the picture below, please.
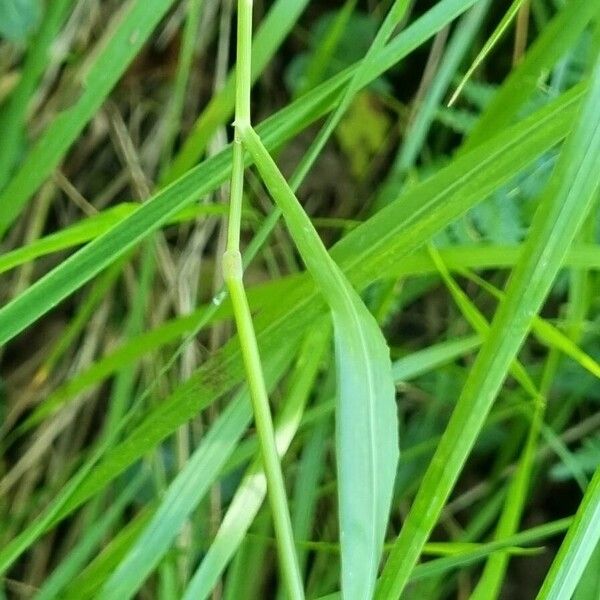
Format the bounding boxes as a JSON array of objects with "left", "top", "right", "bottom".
[{"left": 222, "top": 1, "right": 304, "bottom": 598}]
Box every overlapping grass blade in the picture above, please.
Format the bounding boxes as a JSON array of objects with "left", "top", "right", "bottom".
[
  {"left": 375, "top": 54, "right": 600, "bottom": 599},
  {"left": 35, "top": 473, "right": 147, "bottom": 600},
  {"left": 240, "top": 125, "right": 399, "bottom": 599},
  {"left": 182, "top": 326, "right": 329, "bottom": 600},
  {"left": 470, "top": 406, "right": 543, "bottom": 600},
  {"left": 459, "top": 268, "right": 600, "bottom": 379},
  {"left": 0, "top": 0, "right": 177, "bottom": 236},
  {"left": 464, "top": 0, "right": 600, "bottom": 150},
  {"left": 0, "top": 0, "right": 485, "bottom": 346},
  {"left": 62, "top": 510, "right": 153, "bottom": 600},
  {"left": 98, "top": 395, "right": 253, "bottom": 599},
  {"left": 19, "top": 84, "right": 586, "bottom": 533},
  {"left": 428, "top": 244, "right": 540, "bottom": 399},
  {"left": 165, "top": 0, "right": 311, "bottom": 181},
  {"left": 0, "top": 0, "right": 73, "bottom": 189},
  {"left": 0, "top": 202, "right": 241, "bottom": 276},
  {"left": 536, "top": 465, "right": 600, "bottom": 600}
]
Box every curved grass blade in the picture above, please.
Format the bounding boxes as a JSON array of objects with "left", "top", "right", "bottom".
[
  {"left": 240, "top": 124, "right": 399, "bottom": 599},
  {"left": 376, "top": 53, "right": 600, "bottom": 600},
  {"left": 536, "top": 465, "right": 600, "bottom": 600}
]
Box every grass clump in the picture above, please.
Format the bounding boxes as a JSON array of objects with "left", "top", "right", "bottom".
[{"left": 1, "top": 1, "right": 600, "bottom": 599}]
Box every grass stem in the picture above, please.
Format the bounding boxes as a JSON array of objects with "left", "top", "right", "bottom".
[{"left": 221, "top": 1, "right": 304, "bottom": 598}]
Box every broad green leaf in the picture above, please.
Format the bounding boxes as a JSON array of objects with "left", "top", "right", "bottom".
[
  {"left": 536, "top": 465, "right": 600, "bottom": 600},
  {"left": 241, "top": 125, "right": 399, "bottom": 600},
  {"left": 376, "top": 53, "right": 600, "bottom": 599}
]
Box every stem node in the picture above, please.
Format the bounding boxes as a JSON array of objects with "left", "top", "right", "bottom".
[{"left": 222, "top": 249, "right": 243, "bottom": 282}]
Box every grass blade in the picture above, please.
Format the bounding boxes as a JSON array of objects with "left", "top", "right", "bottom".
[
  {"left": 464, "top": 0, "right": 600, "bottom": 150},
  {"left": 376, "top": 52, "right": 600, "bottom": 599},
  {"left": 0, "top": 0, "right": 177, "bottom": 236},
  {"left": 240, "top": 125, "right": 399, "bottom": 599},
  {"left": 448, "top": 0, "right": 529, "bottom": 106},
  {"left": 536, "top": 465, "right": 600, "bottom": 600},
  {"left": 4, "top": 83, "right": 585, "bottom": 533},
  {"left": 182, "top": 325, "right": 329, "bottom": 600},
  {"left": 97, "top": 394, "right": 253, "bottom": 599}
]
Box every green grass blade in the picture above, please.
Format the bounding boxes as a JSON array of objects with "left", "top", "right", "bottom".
[
  {"left": 97, "top": 394, "right": 254, "bottom": 599},
  {"left": 0, "top": 202, "right": 236, "bottom": 276},
  {"left": 574, "top": 539, "right": 600, "bottom": 600},
  {"left": 464, "top": 0, "right": 600, "bottom": 150},
  {"left": 165, "top": 0, "right": 311, "bottom": 182},
  {"left": 470, "top": 405, "right": 544, "bottom": 600},
  {"left": 536, "top": 465, "right": 600, "bottom": 600},
  {"left": 182, "top": 326, "right": 329, "bottom": 600},
  {"left": 62, "top": 509, "right": 153, "bottom": 600},
  {"left": 459, "top": 268, "right": 600, "bottom": 380},
  {"left": 376, "top": 53, "right": 600, "bottom": 600},
  {"left": 158, "top": 0, "right": 205, "bottom": 171},
  {"left": 0, "top": 0, "right": 508, "bottom": 347},
  {"left": 0, "top": 0, "right": 177, "bottom": 236},
  {"left": 448, "top": 0, "right": 529, "bottom": 106},
  {"left": 428, "top": 245, "right": 540, "bottom": 400},
  {"left": 0, "top": 426, "right": 122, "bottom": 575},
  {"left": 389, "top": 0, "right": 489, "bottom": 177},
  {"left": 0, "top": 0, "right": 73, "bottom": 190},
  {"left": 298, "top": 0, "right": 358, "bottom": 97},
  {"left": 392, "top": 335, "right": 481, "bottom": 381},
  {"left": 35, "top": 473, "right": 147, "bottom": 600},
  {"left": 240, "top": 125, "right": 399, "bottom": 599},
  {"left": 410, "top": 517, "right": 571, "bottom": 583}
]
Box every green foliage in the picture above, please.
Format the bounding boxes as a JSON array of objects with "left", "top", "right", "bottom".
[
  {"left": 1, "top": 1, "right": 600, "bottom": 599},
  {"left": 0, "top": 0, "right": 41, "bottom": 42}
]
